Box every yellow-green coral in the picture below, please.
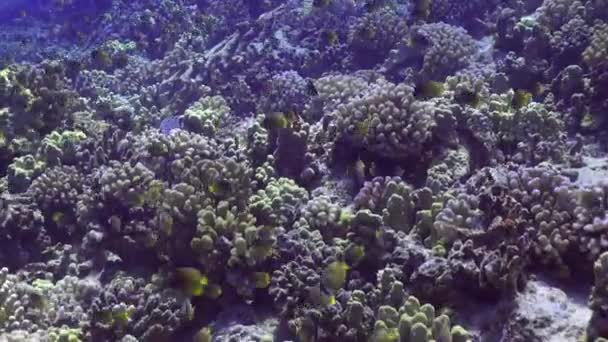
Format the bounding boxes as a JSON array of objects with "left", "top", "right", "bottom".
[
  {"left": 7, "top": 154, "right": 46, "bottom": 192},
  {"left": 183, "top": 95, "right": 230, "bottom": 136},
  {"left": 0, "top": 68, "right": 12, "bottom": 86},
  {"left": 248, "top": 177, "right": 309, "bottom": 226},
  {"left": 48, "top": 327, "right": 82, "bottom": 342},
  {"left": 346, "top": 291, "right": 471, "bottom": 342},
  {"left": 42, "top": 129, "right": 87, "bottom": 164},
  {"left": 583, "top": 23, "right": 608, "bottom": 67}
]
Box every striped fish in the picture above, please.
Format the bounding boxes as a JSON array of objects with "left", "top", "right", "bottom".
[{"left": 159, "top": 115, "right": 183, "bottom": 135}]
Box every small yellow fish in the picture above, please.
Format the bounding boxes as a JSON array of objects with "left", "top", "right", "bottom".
[
  {"left": 175, "top": 267, "right": 208, "bottom": 297},
  {"left": 130, "top": 193, "right": 145, "bottom": 207},
  {"left": 323, "top": 30, "right": 339, "bottom": 46},
  {"left": 407, "top": 34, "right": 430, "bottom": 49},
  {"left": 307, "top": 285, "right": 337, "bottom": 307},
  {"left": 532, "top": 81, "right": 545, "bottom": 96},
  {"left": 372, "top": 324, "right": 400, "bottom": 342},
  {"left": 339, "top": 208, "right": 354, "bottom": 225},
  {"left": 254, "top": 272, "right": 272, "bottom": 289},
  {"left": 413, "top": 0, "right": 431, "bottom": 20},
  {"left": 263, "top": 112, "right": 290, "bottom": 130},
  {"left": 98, "top": 310, "right": 114, "bottom": 325},
  {"left": 325, "top": 294, "right": 336, "bottom": 306},
  {"left": 193, "top": 327, "right": 212, "bottom": 342},
  {"left": 454, "top": 89, "right": 480, "bottom": 107},
  {"left": 52, "top": 211, "right": 65, "bottom": 224},
  {"left": 143, "top": 234, "right": 158, "bottom": 248},
  {"left": 91, "top": 49, "right": 112, "bottom": 68},
  {"left": 263, "top": 110, "right": 300, "bottom": 131},
  {"left": 322, "top": 261, "right": 350, "bottom": 291},
  {"left": 511, "top": 89, "right": 532, "bottom": 110},
  {"left": 415, "top": 80, "right": 444, "bottom": 99},
  {"left": 113, "top": 309, "right": 130, "bottom": 328},
  {"left": 204, "top": 284, "right": 222, "bottom": 299},
  {"left": 346, "top": 244, "right": 366, "bottom": 265},
  {"left": 306, "top": 80, "right": 318, "bottom": 96},
  {"left": 207, "top": 179, "right": 231, "bottom": 195}
]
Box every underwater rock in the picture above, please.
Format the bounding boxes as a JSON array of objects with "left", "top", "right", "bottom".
[{"left": 502, "top": 280, "right": 590, "bottom": 342}]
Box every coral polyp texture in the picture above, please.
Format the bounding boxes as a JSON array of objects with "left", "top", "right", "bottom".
[{"left": 1, "top": 0, "right": 608, "bottom": 341}]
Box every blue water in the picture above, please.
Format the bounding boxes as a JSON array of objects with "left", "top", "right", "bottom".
[{"left": 0, "top": 0, "right": 112, "bottom": 21}]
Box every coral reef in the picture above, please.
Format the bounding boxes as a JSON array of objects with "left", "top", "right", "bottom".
[{"left": 0, "top": 0, "right": 606, "bottom": 340}]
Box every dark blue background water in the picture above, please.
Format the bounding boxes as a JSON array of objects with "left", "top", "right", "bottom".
[{"left": 0, "top": 0, "right": 112, "bottom": 22}]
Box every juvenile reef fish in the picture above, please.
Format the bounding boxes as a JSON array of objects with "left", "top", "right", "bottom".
[
  {"left": 159, "top": 115, "right": 183, "bottom": 135},
  {"left": 207, "top": 179, "right": 232, "bottom": 196},
  {"left": 511, "top": 89, "right": 532, "bottom": 110},
  {"left": 193, "top": 327, "right": 213, "bottom": 342},
  {"left": 263, "top": 111, "right": 299, "bottom": 130},
  {"left": 413, "top": 0, "right": 431, "bottom": 20},
  {"left": 414, "top": 80, "right": 444, "bottom": 99},
  {"left": 306, "top": 79, "right": 318, "bottom": 96},
  {"left": 511, "top": 82, "right": 544, "bottom": 110},
  {"left": 323, "top": 30, "right": 339, "bottom": 46},
  {"left": 253, "top": 272, "right": 271, "bottom": 288},
  {"left": 454, "top": 89, "right": 481, "bottom": 108},
  {"left": 322, "top": 261, "right": 350, "bottom": 291},
  {"left": 345, "top": 244, "right": 366, "bottom": 265},
  {"left": 174, "top": 267, "right": 208, "bottom": 297},
  {"left": 307, "top": 284, "right": 337, "bottom": 307}
]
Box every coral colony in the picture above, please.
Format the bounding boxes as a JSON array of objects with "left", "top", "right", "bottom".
[{"left": 0, "top": 0, "right": 608, "bottom": 341}]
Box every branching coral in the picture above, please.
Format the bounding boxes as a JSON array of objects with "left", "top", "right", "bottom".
[
  {"left": 355, "top": 176, "right": 417, "bottom": 233},
  {"left": 296, "top": 195, "right": 348, "bottom": 240},
  {"left": 334, "top": 79, "right": 435, "bottom": 160},
  {"left": 183, "top": 95, "right": 231, "bottom": 136},
  {"left": 583, "top": 23, "right": 608, "bottom": 68},
  {"left": 29, "top": 166, "right": 86, "bottom": 238},
  {"left": 410, "top": 23, "right": 477, "bottom": 81},
  {"left": 85, "top": 273, "right": 191, "bottom": 341},
  {"left": 40, "top": 130, "right": 87, "bottom": 166},
  {"left": 249, "top": 177, "right": 309, "bottom": 227},
  {"left": 347, "top": 7, "right": 408, "bottom": 68},
  {"left": 7, "top": 155, "right": 46, "bottom": 193}
]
